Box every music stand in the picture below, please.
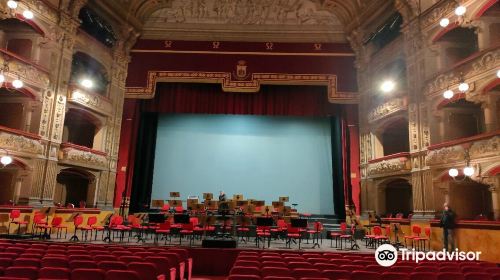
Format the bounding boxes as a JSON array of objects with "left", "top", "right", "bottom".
[
  {"left": 256, "top": 217, "right": 274, "bottom": 248},
  {"left": 151, "top": 200, "right": 164, "bottom": 209},
  {"left": 203, "top": 193, "right": 213, "bottom": 200},
  {"left": 187, "top": 198, "right": 199, "bottom": 210},
  {"left": 148, "top": 213, "right": 166, "bottom": 224},
  {"left": 272, "top": 201, "right": 284, "bottom": 208},
  {"left": 291, "top": 218, "right": 307, "bottom": 228},
  {"left": 169, "top": 200, "right": 182, "bottom": 209},
  {"left": 279, "top": 196, "right": 289, "bottom": 203},
  {"left": 170, "top": 192, "right": 180, "bottom": 198},
  {"left": 233, "top": 194, "right": 243, "bottom": 201},
  {"left": 236, "top": 200, "right": 249, "bottom": 207},
  {"left": 174, "top": 214, "right": 190, "bottom": 224},
  {"left": 391, "top": 223, "right": 403, "bottom": 249},
  {"left": 205, "top": 200, "right": 218, "bottom": 211},
  {"left": 263, "top": 205, "right": 272, "bottom": 216}
]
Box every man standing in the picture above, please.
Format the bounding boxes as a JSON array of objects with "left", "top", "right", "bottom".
[{"left": 440, "top": 203, "right": 456, "bottom": 251}]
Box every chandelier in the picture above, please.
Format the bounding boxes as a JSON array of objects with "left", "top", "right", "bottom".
[{"left": 448, "top": 149, "right": 474, "bottom": 181}]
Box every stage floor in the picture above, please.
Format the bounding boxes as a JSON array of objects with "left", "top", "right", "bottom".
[{"left": 23, "top": 231, "right": 375, "bottom": 254}]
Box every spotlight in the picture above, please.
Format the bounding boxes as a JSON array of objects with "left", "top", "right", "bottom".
[
  {"left": 458, "top": 82, "right": 469, "bottom": 92},
  {"left": 448, "top": 168, "right": 459, "bottom": 177},
  {"left": 443, "top": 89, "right": 454, "bottom": 99},
  {"left": 439, "top": 18, "right": 450, "bottom": 27},
  {"left": 0, "top": 73, "right": 4, "bottom": 84},
  {"left": 22, "top": 10, "right": 34, "bottom": 19},
  {"left": 0, "top": 155, "right": 13, "bottom": 166},
  {"left": 497, "top": 69, "right": 500, "bottom": 78},
  {"left": 455, "top": 5, "right": 466, "bottom": 16},
  {"left": 380, "top": 80, "right": 395, "bottom": 93},
  {"left": 12, "top": 79, "right": 23, "bottom": 89},
  {"left": 80, "top": 78, "right": 93, "bottom": 89},
  {"left": 7, "top": 0, "right": 17, "bottom": 9},
  {"left": 463, "top": 166, "right": 474, "bottom": 177}
]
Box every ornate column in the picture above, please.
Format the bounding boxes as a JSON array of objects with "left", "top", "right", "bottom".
[
  {"left": 13, "top": 177, "right": 23, "bottom": 204},
  {"left": 483, "top": 177, "right": 500, "bottom": 220},
  {"left": 482, "top": 95, "right": 498, "bottom": 132}
]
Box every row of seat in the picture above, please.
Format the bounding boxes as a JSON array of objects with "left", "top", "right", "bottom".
[
  {"left": 230, "top": 251, "right": 500, "bottom": 280},
  {"left": 0, "top": 240, "right": 191, "bottom": 280},
  {"left": 0, "top": 264, "right": 167, "bottom": 280}
]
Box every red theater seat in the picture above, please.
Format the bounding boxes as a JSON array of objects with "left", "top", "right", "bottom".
[
  {"left": 229, "top": 275, "right": 261, "bottom": 280},
  {"left": 41, "top": 257, "right": 68, "bottom": 268},
  {"left": 292, "top": 269, "right": 322, "bottom": 279},
  {"left": 98, "top": 261, "right": 128, "bottom": 271},
  {"left": 69, "top": 260, "right": 98, "bottom": 269},
  {"left": 437, "top": 272, "right": 465, "bottom": 280},
  {"left": 230, "top": 266, "right": 260, "bottom": 277},
  {"left": 351, "top": 271, "right": 382, "bottom": 280},
  {"left": 118, "top": 256, "right": 143, "bottom": 264},
  {"left": 71, "top": 268, "right": 106, "bottom": 280},
  {"left": 410, "top": 272, "right": 438, "bottom": 280},
  {"left": 235, "top": 261, "right": 261, "bottom": 268},
  {"left": 382, "top": 272, "right": 410, "bottom": 280},
  {"left": 320, "top": 269, "right": 351, "bottom": 280},
  {"left": 4, "top": 267, "right": 38, "bottom": 280},
  {"left": 464, "top": 273, "right": 493, "bottom": 280},
  {"left": 261, "top": 267, "right": 292, "bottom": 277},
  {"left": 128, "top": 262, "right": 162, "bottom": 280},
  {"left": 105, "top": 270, "right": 141, "bottom": 280},
  {"left": 38, "top": 267, "right": 70, "bottom": 279},
  {"left": 12, "top": 259, "right": 39, "bottom": 268}
]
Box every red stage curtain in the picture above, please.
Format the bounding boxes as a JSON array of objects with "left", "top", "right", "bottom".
[{"left": 142, "top": 83, "right": 341, "bottom": 116}]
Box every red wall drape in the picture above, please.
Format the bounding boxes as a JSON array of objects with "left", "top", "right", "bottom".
[
  {"left": 142, "top": 83, "right": 342, "bottom": 116},
  {"left": 115, "top": 83, "right": 360, "bottom": 211}
]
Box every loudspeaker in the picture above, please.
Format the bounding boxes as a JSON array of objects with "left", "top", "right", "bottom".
[{"left": 202, "top": 238, "right": 237, "bottom": 248}]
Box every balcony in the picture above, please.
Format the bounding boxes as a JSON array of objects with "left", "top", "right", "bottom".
[
  {"left": 58, "top": 142, "right": 108, "bottom": 170},
  {"left": 68, "top": 86, "right": 113, "bottom": 116},
  {"left": 0, "top": 125, "right": 43, "bottom": 155},
  {"left": 0, "top": 48, "right": 50, "bottom": 89},
  {"left": 368, "top": 97, "right": 408, "bottom": 123},
  {"left": 426, "top": 130, "right": 500, "bottom": 166},
  {"left": 367, "top": 152, "right": 411, "bottom": 177},
  {"left": 425, "top": 45, "right": 500, "bottom": 98}
]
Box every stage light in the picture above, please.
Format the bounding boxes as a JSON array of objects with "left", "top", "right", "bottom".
[
  {"left": 439, "top": 18, "right": 450, "bottom": 27},
  {"left": 12, "top": 79, "right": 23, "bottom": 89},
  {"left": 80, "top": 78, "right": 93, "bottom": 89},
  {"left": 455, "top": 5, "right": 466, "bottom": 16},
  {"left": 443, "top": 89, "right": 454, "bottom": 99},
  {"left": 380, "top": 80, "right": 395, "bottom": 93},
  {"left": 463, "top": 166, "right": 474, "bottom": 177},
  {"left": 497, "top": 69, "right": 500, "bottom": 78},
  {"left": 458, "top": 82, "right": 469, "bottom": 92},
  {"left": 448, "top": 168, "right": 459, "bottom": 177},
  {"left": 0, "top": 155, "right": 12, "bottom": 166},
  {"left": 7, "top": 0, "right": 17, "bottom": 9},
  {"left": 0, "top": 73, "right": 4, "bottom": 84},
  {"left": 22, "top": 10, "right": 34, "bottom": 19}
]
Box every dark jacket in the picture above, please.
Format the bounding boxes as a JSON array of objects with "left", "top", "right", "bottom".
[{"left": 440, "top": 209, "right": 456, "bottom": 229}]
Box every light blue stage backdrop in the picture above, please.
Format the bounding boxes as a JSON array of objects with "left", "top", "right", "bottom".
[{"left": 152, "top": 114, "right": 334, "bottom": 215}]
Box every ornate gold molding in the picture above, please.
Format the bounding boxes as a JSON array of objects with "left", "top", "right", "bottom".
[
  {"left": 58, "top": 146, "right": 108, "bottom": 170},
  {"left": 0, "top": 131, "right": 43, "bottom": 155},
  {"left": 68, "top": 89, "right": 113, "bottom": 117},
  {"left": 368, "top": 97, "right": 407, "bottom": 123},
  {"left": 125, "top": 71, "right": 358, "bottom": 104},
  {"left": 426, "top": 145, "right": 465, "bottom": 166},
  {"left": 367, "top": 157, "right": 411, "bottom": 177}
]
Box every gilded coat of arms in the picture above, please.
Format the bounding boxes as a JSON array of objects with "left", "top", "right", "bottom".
[{"left": 234, "top": 60, "right": 250, "bottom": 80}]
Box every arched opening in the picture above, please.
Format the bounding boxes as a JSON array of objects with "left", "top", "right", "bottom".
[
  {"left": 78, "top": 6, "right": 117, "bottom": 48},
  {"left": 0, "top": 160, "right": 26, "bottom": 205},
  {"left": 434, "top": 27, "right": 478, "bottom": 69},
  {"left": 384, "top": 179, "right": 413, "bottom": 217},
  {"left": 55, "top": 168, "right": 94, "bottom": 208},
  {"left": 70, "top": 52, "right": 109, "bottom": 96},
  {"left": 0, "top": 88, "right": 40, "bottom": 133},
  {"left": 441, "top": 99, "right": 484, "bottom": 142},
  {"left": 449, "top": 180, "right": 493, "bottom": 220},
  {"left": 62, "top": 108, "right": 100, "bottom": 148},
  {"left": 381, "top": 118, "right": 409, "bottom": 156},
  {"left": 0, "top": 18, "right": 43, "bottom": 60}
]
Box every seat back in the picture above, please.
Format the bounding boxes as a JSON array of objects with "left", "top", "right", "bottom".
[
  {"left": 87, "top": 216, "right": 98, "bottom": 226},
  {"left": 98, "top": 261, "right": 127, "bottom": 271},
  {"left": 51, "top": 216, "right": 63, "bottom": 226},
  {"left": 128, "top": 262, "right": 160, "bottom": 280},
  {"left": 5, "top": 266, "right": 38, "bottom": 280},
  {"left": 9, "top": 209, "right": 20, "bottom": 220},
  {"left": 74, "top": 215, "right": 84, "bottom": 227},
  {"left": 72, "top": 268, "right": 106, "bottom": 280},
  {"left": 39, "top": 267, "right": 70, "bottom": 279}
]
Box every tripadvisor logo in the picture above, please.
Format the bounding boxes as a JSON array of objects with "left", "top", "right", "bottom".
[
  {"left": 374, "top": 244, "right": 482, "bottom": 267},
  {"left": 375, "top": 244, "right": 398, "bottom": 267}
]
